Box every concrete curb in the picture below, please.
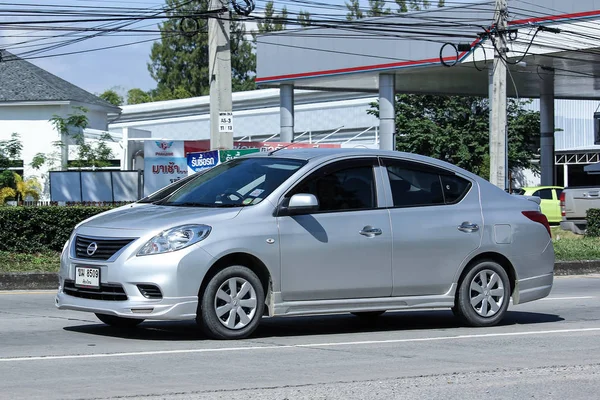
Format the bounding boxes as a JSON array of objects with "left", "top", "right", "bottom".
[
  {"left": 1, "top": 261, "right": 599, "bottom": 291},
  {"left": 0, "top": 272, "right": 58, "bottom": 291}
]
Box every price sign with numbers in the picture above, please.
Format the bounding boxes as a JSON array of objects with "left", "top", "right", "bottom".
[{"left": 219, "top": 112, "right": 233, "bottom": 134}]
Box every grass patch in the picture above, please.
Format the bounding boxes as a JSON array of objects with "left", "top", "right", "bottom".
[
  {"left": 552, "top": 226, "right": 600, "bottom": 261},
  {"left": 0, "top": 251, "right": 60, "bottom": 273}
]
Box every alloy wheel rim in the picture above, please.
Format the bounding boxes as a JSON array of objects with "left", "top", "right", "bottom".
[
  {"left": 214, "top": 277, "right": 258, "bottom": 330},
  {"left": 469, "top": 269, "right": 505, "bottom": 317}
]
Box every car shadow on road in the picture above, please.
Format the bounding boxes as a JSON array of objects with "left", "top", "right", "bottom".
[{"left": 63, "top": 310, "right": 564, "bottom": 341}]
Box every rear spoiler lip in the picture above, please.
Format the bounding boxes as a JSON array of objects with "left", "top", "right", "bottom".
[
  {"left": 512, "top": 194, "right": 541, "bottom": 205},
  {"left": 523, "top": 195, "right": 541, "bottom": 205}
]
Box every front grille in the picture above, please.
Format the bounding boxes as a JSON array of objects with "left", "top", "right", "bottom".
[
  {"left": 63, "top": 280, "right": 128, "bottom": 301},
  {"left": 75, "top": 236, "right": 135, "bottom": 261},
  {"left": 137, "top": 284, "right": 163, "bottom": 299}
]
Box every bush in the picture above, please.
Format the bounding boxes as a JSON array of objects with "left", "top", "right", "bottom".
[
  {"left": 0, "top": 206, "right": 112, "bottom": 252},
  {"left": 587, "top": 208, "right": 600, "bottom": 237}
]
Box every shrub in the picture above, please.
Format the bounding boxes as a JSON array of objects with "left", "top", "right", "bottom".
[
  {"left": 587, "top": 208, "right": 600, "bottom": 237},
  {"left": 0, "top": 206, "right": 112, "bottom": 252}
]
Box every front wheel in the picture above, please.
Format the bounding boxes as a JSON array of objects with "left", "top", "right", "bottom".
[
  {"left": 95, "top": 313, "right": 144, "bottom": 328},
  {"left": 198, "top": 266, "right": 265, "bottom": 340},
  {"left": 454, "top": 260, "right": 510, "bottom": 327}
]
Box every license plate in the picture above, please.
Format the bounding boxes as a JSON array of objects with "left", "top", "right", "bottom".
[{"left": 75, "top": 267, "right": 100, "bottom": 289}]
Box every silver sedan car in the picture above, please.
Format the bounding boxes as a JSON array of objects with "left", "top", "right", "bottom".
[{"left": 56, "top": 149, "right": 554, "bottom": 339}]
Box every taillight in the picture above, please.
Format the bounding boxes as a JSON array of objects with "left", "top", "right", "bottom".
[
  {"left": 559, "top": 191, "right": 566, "bottom": 217},
  {"left": 522, "top": 211, "right": 552, "bottom": 237}
]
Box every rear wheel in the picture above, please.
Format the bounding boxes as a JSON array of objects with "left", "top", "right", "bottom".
[
  {"left": 198, "top": 265, "right": 265, "bottom": 340},
  {"left": 454, "top": 260, "right": 510, "bottom": 327},
  {"left": 95, "top": 313, "right": 144, "bottom": 328}
]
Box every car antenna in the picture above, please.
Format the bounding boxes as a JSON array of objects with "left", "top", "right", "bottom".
[{"left": 268, "top": 140, "right": 295, "bottom": 156}]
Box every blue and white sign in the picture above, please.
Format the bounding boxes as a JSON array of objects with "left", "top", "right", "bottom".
[{"left": 187, "top": 151, "right": 219, "bottom": 174}]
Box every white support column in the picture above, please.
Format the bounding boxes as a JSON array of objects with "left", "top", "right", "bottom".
[
  {"left": 489, "top": 0, "right": 508, "bottom": 189},
  {"left": 379, "top": 73, "right": 396, "bottom": 151},
  {"left": 280, "top": 84, "right": 294, "bottom": 143},
  {"left": 540, "top": 68, "right": 555, "bottom": 186},
  {"left": 208, "top": 0, "right": 232, "bottom": 150},
  {"left": 563, "top": 163, "right": 569, "bottom": 188}
]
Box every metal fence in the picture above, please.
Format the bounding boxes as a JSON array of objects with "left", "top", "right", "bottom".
[{"left": 49, "top": 170, "right": 143, "bottom": 203}]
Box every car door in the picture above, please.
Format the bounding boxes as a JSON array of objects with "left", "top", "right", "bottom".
[
  {"left": 381, "top": 158, "right": 482, "bottom": 296},
  {"left": 277, "top": 158, "right": 393, "bottom": 301},
  {"left": 533, "top": 188, "right": 555, "bottom": 222}
]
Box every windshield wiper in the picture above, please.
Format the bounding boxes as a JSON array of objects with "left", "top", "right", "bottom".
[{"left": 165, "top": 202, "right": 219, "bottom": 208}]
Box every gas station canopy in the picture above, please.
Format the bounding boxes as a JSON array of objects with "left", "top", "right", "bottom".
[{"left": 256, "top": 0, "right": 600, "bottom": 100}]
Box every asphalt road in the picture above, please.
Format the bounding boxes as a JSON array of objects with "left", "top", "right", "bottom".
[{"left": 1, "top": 275, "right": 599, "bottom": 400}]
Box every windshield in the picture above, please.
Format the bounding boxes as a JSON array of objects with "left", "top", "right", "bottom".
[
  {"left": 138, "top": 173, "right": 200, "bottom": 203},
  {"left": 161, "top": 157, "right": 306, "bottom": 207}
]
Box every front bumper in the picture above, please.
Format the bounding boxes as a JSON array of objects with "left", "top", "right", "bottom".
[
  {"left": 55, "top": 291, "right": 198, "bottom": 320},
  {"left": 55, "top": 232, "right": 216, "bottom": 321}
]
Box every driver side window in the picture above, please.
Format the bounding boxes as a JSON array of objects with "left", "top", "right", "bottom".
[{"left": 291, "top": 163, "right": 376, "bottom": 212}]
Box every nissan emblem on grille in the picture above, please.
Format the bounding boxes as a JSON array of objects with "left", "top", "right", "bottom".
[{"left": 86, "top": 242, "right": 98, "bottom": 256}]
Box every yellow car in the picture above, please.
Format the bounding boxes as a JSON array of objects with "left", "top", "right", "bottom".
[{"left": 516, "top": 186, "right": 564, "bottom": 223}]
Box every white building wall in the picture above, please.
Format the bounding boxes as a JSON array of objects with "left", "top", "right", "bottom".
[
  {"left": 0, "top": 104, "right": 121, "bottom": 200},
  {"left": 110, "top": 97, "right": 379, "bottom": 141}
]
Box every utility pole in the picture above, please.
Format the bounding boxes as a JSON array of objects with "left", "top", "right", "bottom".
[
  {"left": 489, "top": 0, "right": 508, "bottom": 190},
  {"left": 208, "top": 0, "right": 233, "bottom": 150}
]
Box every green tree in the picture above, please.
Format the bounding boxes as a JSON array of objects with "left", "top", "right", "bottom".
[
  {"left": 347, "top": 0, "right": 438, "bottom": 20},
  {"left": 127, "top": 88, "right": 152, "bottom": 105},
  {"left": 395, "top": 0, "right": 408, "bottom": 13},
  {"left": 49, "top": 107, "right": 115, "bottom": 169},
  {"left": 149, "top": 0, "right": 256, "bottom": 98},
  {"left": 345, "top": 0, "right": 364, "bottom": 20},
  {"left": 99, "top": 89, "right": 124, "bottom": 106},
  {"left": 368, "top": 0, "right": 390, "bottom": 16},
  {"left": 0, "top": 133, "right": 22, "bottom": 169},
  {"left": 368, "top": 95, "right": 540, "bottom": 179},
  {"left": 257, "top": 1, "right": 288, "bottom": 33},
  {"left": 297, "top": 10, "right": 312, "bottom": 27}
]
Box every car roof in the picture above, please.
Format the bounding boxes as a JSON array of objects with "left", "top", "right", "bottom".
[
  {"left": 244, "top": 148, "right": 490, "bottom": 182},
  {"left": 247, "top": 148, "right": 463, "bottom": 170}
]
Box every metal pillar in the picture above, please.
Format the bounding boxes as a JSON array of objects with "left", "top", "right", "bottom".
[
  {"left": 280, "top": 84, "right": 294, "bottom": 143},
  {"left": 379, "top": 73, "right": 396, "bottom": 151},
  {"left": 540, "top": 68, "right": 555, "bottom": 186},
  {"left": 563, "top": 163, "right": 569, "bottom": 187}
]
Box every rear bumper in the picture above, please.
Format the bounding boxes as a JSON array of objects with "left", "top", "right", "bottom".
[
  {"left": 560, "top": 220, "right": 586, "bottom": 234},
  {"left": 513, "top": 272, "right": 553, "bottom": 305}
]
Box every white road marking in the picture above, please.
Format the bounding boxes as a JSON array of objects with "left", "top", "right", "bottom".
[
  {"left": 1, "top": 327, "right": 600, "bottom": 363},
  {"left": 540, "top": 296, "right": 595, "bottom": 301}
]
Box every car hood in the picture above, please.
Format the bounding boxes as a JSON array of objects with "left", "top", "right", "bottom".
[{"left": 81, "top": 204, "right": 242, "bottom": 231}]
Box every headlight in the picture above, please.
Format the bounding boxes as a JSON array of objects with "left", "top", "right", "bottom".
[{"left": 137, "top": 224, "right": 211, "bottom": 256}]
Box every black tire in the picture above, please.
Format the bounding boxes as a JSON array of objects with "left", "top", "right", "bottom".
[
  {"left": 454, "top": 260, "right": 511, "bottom": 327},
  {"left": 351, "top": 311, "right": 385, "bottom": 319},
  {"left": 198, "top": 265, "right": 265, "bottom": 340},
  {"left": 95, "top": 313, "right": 144, "bottom": 328}
]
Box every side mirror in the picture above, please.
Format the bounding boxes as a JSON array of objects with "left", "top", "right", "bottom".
[{"left": 284, "top": 193, "right": 319, "bottom": 215}]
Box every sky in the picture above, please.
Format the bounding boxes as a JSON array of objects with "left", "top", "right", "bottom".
[{"left": 0, "top": 0, "right": 469, "bottom": 99}]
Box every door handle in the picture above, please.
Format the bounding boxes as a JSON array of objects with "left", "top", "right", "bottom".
[
  {"left": 359, "top": 226, "right": 382, "bottom": 237},
  {"left": 458, "top": 222, "right": 479, "bottom": 233}
]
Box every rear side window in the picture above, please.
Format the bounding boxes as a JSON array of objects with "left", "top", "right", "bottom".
[
  {"left": 533, "top": 189, "right": 553, "bottom": 200},
  {"left": 386, "top": 166, "right": 444, "bottom": 207},
  {"left": 384, "top": 160, "right": 471, "bottom": 207},
  {"left": 441, "top": 175, "right": 471, "bottom": 204}
]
